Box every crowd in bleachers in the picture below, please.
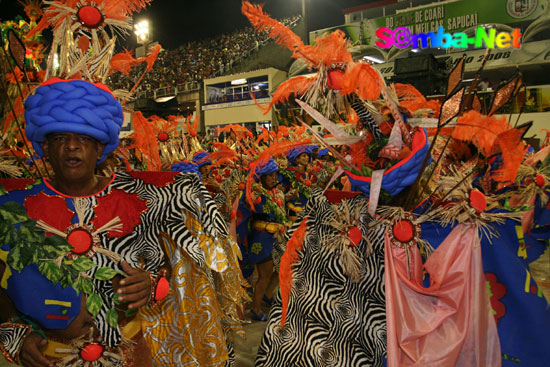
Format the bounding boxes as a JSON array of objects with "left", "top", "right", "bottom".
[{"left": 106, "top": 15, "right": 301, "bottom": 98}]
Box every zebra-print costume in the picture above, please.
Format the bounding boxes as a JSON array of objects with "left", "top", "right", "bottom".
[
  {"left": 348, "top": 93, "right": 383, "bottom": 141},
  {"left": 0, "top": 171, "right": 229, "bottom": 350},
  {"left": 0, "top": 323, "right": 31, "bottom": 363},
  {"left": 256, "top": 190, "right": 386, "bottom": 367}
]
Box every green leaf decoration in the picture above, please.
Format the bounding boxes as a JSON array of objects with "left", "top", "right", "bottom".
[
  {"left": 0, "top": 201, "right": 30, "bottom": 225},
  {"left": 86, "top": 293, "right": 103, "bottom": 318},
  {"left": 60, "top": 266, "right": 78, "bottom": 288},
  {"left": 44, "top": 235, "right": 71, "bottom": 251},
  {"left": 39, "top": 244, "right": 68, "bottom": 259},
  {"left": 72, "top": 256, "right": 96, "bottom": 272},
  {"left": 94, "top": 267, "right": 119, "bottom": 281},
  {"left": 7, "top": 243, "right": 35, "bottom": 272},
  {"left": 38, "top": 261, "right": 63, "bottom": 284},
  {"left": 0, "top": 221, "right": 19, "bottom": 245},
  {"left": 106, "top": 308, "right": 119, "bottom": 328},
  {"left": 113, "top": 292, "right": 125, "bottom": 305},
  {"left": 125, "top": 308, "right": 137, "bottom": 318},
  {"left": 18, "top": 220, "right": 45, "bottom": 243},
  {"left": 0, "top": 183, "right": 7, "bottom": 196},
  {"left": 79, "top": 277, "right": 94, "bottom": 295}
]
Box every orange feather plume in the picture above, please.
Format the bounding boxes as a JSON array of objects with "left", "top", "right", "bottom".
[
  {"left": 241, "top": 1, "right": 317, "bottom": 66},
  {"left": 394, "top": 83, "right": 440, "bottom": 117},
  {"left": 184, "top": 114, "right": 200, "bottom": 136},
  {"left": 258, "top": 76, "right": 315, "bottom": 115},
  {"left": 206, "top": 149, "right": 238, "bottom": 167},
  {"left": 279, "top": 217, "right": 308, "bottom": 327},
  {"left": 109, "top": 49, "right": 138, "bottom": 76},
  {"left": 452, "top": 110, "right": 511, "bottom": 157},
  {"left": 491, "top": 128, "right": 526, "bottom": 183},
  {"left": 452, "top": 110, "right": 526, "bottom": 183},
  {"left": 313, "top": 30, "right": 353, "bottom": 67},
  {"left": 340, "top": 63, "right": 382, "bottom": 101},
  {"left": 127, "top": 111, "right": 161, "bottom": 171}
]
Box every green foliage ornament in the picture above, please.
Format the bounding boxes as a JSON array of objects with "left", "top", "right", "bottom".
[{"left": 0, "top": 201, "right": 123, "bottom": 328}]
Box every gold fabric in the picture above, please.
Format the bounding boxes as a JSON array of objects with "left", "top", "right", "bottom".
[{"left": 139, "top": 232, "right": 248, "bottom": 367}]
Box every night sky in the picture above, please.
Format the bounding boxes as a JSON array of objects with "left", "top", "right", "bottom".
[{"left": 1, "top": 0, "right": 371, "bottom": 49}]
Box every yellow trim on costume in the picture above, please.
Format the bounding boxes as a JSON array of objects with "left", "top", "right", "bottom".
[
  {"left": 287, "top": 202, "right": 303, "bottom": 213},
  {"left": 0, "top": 249, "right": 12, "bottom": 289},
  {"left": 41, "top": 318, "right": 142, "bottom": 358},
  {"left": 44, "top": 300, "right": 72, "bottom": 307},
  {"left": 252, "top": 220, "right": 283, "bottom": 234},
  {"left": 515, "top": 225, "right": 527, "bottom": 259}
]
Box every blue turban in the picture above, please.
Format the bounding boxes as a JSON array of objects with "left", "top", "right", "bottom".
[
  {"left": 24, "top": 78, "right": 123, "bottom": 164},
  {"left": 171, "top": 160, "right": 201, "bottom": 179},
  {"left": 318, "top": 148, "right": 329, "bottom": 158},
  {"left": 286, "top": 145, "right": 313, "bottom": 166},
  {"left": 256, "top": 157, "right": 279, "bottom": 177},
  {"left": 192, "top": 151, "right": 211, "bottom": 167}
]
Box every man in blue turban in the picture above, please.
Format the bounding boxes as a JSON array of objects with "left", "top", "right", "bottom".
[{"left": 0, "top": 78, "right": 244, "bottom": 367}]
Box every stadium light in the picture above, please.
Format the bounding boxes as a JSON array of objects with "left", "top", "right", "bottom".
[
  {"left": 231, "top": 78, "right": 247, "bottom": 85},
  {"left": 134, "top": 20, "right": 150, "bottom": 44}
]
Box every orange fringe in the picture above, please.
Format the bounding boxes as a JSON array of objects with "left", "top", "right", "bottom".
[{"left": 279, "top": 217, "right": 308, "bottom": 327}]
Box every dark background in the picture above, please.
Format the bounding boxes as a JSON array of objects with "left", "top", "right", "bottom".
[{"left": 1, "top": 0, "right": 371, "bottom": 49}]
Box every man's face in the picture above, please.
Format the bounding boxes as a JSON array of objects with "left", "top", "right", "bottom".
[
  {"left": 42, "top": 132, "right": 104, "bottom": 183},
  {"left": 296, "top": 153, "right": 310, "bottom": 167},
  {"left": 199, "top": 164, "right": 210, "bottom": 178},
  {"left": 261, "top": 171, "right": 278, "bottom": 190}
]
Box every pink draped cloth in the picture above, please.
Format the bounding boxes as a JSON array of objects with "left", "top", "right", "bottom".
[{"left": 385, "top": 224, "right": 501, "bottom": 367}]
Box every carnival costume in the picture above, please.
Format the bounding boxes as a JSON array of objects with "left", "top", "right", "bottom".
[
  {"left": 0, "top": 0, "right": 248, "bottom": 364},
  {"left": 281, "top": 145, "right": 315, "bottom": 218},
  {"left": 241, "top": 2, "right": 550, "bottom": 366},
  {"left": 236, "top": 158, "right": 287, "bottom": 277}
]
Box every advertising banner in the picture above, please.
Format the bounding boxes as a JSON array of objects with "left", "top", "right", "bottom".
[{"left": 310, "top": 0, "right": 549, "bottom": 48}]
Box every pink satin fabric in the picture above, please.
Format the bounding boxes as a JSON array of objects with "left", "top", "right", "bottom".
[{"left": 385, "top": 224, "right": 501, "bottom": 367}]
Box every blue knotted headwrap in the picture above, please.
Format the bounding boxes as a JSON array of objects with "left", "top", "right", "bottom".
[
  {"left": 318, "top": 148, "right": 329, "bottom": 158},
  {"left": 286, "top": 145, "right": 313, "bottom": 166},
  {"left": 192, "top": 151, "right": 212, "bottom": 167},
  {"left": 171, "top": 160, "right": 201, "bottom": 179},
  {"left": 256, "top": 157, "right": 279, "bottom": 177},
  {"left": 24, "top": 78, "right": 123, "bottom": 164}
]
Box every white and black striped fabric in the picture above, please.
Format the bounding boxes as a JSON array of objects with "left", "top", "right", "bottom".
[{"left": 256, "top": 191, "right": 386, "bottom": 367}]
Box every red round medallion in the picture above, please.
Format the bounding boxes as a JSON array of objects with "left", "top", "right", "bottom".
[
  {"left": 76, "top": 6, "right": 104, "bottom": 29},
  {"left": 80, "top": 342, "right": 104, "bottom": 362},
  {"left": 327, "top": 69, "right": 345, "bottom": 90},
  {"left": 535, "top": 174, "right": 545, "bottom": 188},
  {"left": 348, "top": 226, "right": 362, "bottom": 246},
  {"left": 157, "top": 131, "right": 169, "bottom": 142},
  {"left": 155, "top": 277, "right": 170, "bottom": 301},
  {"left": 469, "top": 189, "right": 487, "bottom": 213},
  {"left": 392, "top": 220, "right": 415, "bottom": 243},
  {"left": 67, "top": 228, "right": 93, "bottom": 254},
  {"left": 238, "top": 183, "right": 245, "bottom": 190}
]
